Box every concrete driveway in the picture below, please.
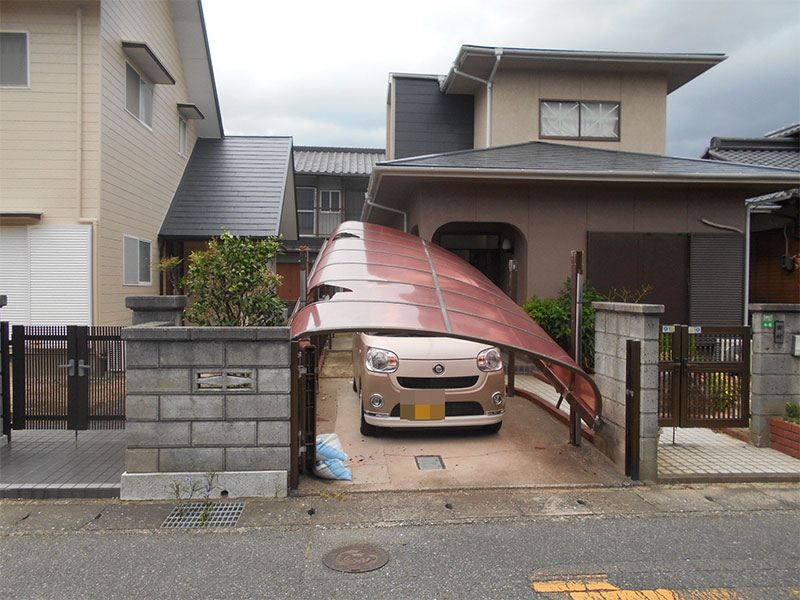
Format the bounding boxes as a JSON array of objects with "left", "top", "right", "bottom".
[{"left": 301, "top": 335, "right": 627, "bottom": 493}]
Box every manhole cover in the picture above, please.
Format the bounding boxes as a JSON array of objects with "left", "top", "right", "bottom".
[
  {"left": 323, "top": 544, "right": 390, "bottom": 573},
  {"left": 415, "top": 455, "right": 445, "bottom": 470}
]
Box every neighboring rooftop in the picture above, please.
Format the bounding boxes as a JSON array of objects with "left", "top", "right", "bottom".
[
  {"left": 704, "top": 124, "right": 800, "bottom": 170},
  {"left": 380, "top": 141, "right": 800, "bottom": 182},
  {"left": 160, "top": 137, "right": 293, "bottom": 239},
  {"left": 294, "top": 146, "right": 385, "bottom": 176},
  {"left": 441, "top": 45, "right": 727, "bottom": 95}
]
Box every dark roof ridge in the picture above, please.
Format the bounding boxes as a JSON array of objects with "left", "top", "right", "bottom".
[
  {"left": 708, "top": 137, "right": 799, "bottom": 151},
  {"left": 294, "top": 145, "right": 385, "bottom": 153}
]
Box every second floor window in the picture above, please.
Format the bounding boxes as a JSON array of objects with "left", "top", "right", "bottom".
[
  {"left": 297, "top": 188, "right": 342, "bottom": 237},
  {"left": 540, "top": 100, "right": 620, "bottom": 140},
  {"left": 123, "top": 235, "right": 152, "bottom": 286},
  {"left": 126, "top": 62, "right": 153, "bottom": 127},
  {"left": 0, "top": 31, "right": 29, "bottom": 87},
  {"left": 178, "top": 117, "right": 187, "bottom": 156}
]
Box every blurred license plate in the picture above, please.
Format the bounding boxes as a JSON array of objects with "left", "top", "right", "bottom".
[{"left": 399, "top": 404, "right": 445, "bottom": 420}]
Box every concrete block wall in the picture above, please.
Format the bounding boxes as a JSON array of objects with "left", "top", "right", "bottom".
[
  {"left": 120, "top": 325, "right": 292, "bottom": 499},
  {"left": 749, "top": 304, "right": 800, "bottom": 447},
  {"left": 592, "top": 302, "right": 664, "bottom": 481}
]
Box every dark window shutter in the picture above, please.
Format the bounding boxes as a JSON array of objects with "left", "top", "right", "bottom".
[{"left": 689, "top": 233, "right": 744, "bottom": 326}]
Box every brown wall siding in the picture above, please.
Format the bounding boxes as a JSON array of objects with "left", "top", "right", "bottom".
[
  {"left": 750, "top": 230, "right": 800, "bottom": 303},
  {"left": 406, "top": 181, "right": 747, "bottom": 302}
]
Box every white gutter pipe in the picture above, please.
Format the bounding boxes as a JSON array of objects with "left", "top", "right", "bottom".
[
  {"left": 452, "top": 48, "right": 503, "bottom": 147},
  {"left": 363, "top": 192, "right": 407, "bottom": 232}
]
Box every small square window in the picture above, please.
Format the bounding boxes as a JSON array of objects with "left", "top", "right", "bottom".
[
  {"left": 125, "top": 62, "right": 153, "bottom": 127},
  {"left": 123, "top": 235, "right": 152, "bottom": 285},
  {"left": 0, "top": 31, "right": 29, "bottom": 87}
]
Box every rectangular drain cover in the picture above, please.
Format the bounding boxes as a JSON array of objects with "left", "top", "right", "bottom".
[
  {"left": 161, "top": 501, "right": 244, "bottom": 529},
  {"left": 416, "top": 455, "right": 445, "bottom": 470}
]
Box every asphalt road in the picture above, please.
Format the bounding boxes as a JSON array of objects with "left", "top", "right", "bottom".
[{"left": 1, "top": 486, "right": 798, "bottom": 599}]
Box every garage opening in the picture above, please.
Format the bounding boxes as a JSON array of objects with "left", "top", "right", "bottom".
[{"left": 290, "top": 222, "right": 624, "bottom": 491}]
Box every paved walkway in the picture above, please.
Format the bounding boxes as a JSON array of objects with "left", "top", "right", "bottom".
[{"left": 0, "top": 430, "right": 124, "bottom": 498}]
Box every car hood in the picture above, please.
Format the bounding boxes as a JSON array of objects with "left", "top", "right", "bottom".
[{"left": 360, "top": 334, "right": 492, "bottom": 361}]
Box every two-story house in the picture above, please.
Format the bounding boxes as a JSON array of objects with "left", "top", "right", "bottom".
[
  {"left": 365, "top": 45, "right": 800, "bottom": 325},
  {"left": 0, "top": 0, "right": 223, "bottom": 326}
]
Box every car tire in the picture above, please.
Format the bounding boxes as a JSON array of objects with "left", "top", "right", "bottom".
[
  {"left": 484, "top": 421, "right": 502, "bottom": 434},
  {"left": 359, "top": 390, "right": 377, "bottom": 437},
  {"left": 352, "top": 377, "right": 357, "bottom": 392}
]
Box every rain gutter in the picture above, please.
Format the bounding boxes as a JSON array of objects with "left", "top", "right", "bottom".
[{"left": 450, "top": 47, "right": 503, "bottom": 147}]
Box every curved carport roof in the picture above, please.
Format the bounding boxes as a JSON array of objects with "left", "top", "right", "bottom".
[{"left": 289, "top": 221, "right": 602, "bottom": 427}]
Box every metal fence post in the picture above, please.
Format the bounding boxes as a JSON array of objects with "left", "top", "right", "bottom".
[{"left": 625, "top": 339, "right": 641, "bottom": 480}]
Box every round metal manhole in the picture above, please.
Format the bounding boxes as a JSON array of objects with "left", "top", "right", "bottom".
[{"left": 322, "top": 544, "right": 390, "bottom": 573}]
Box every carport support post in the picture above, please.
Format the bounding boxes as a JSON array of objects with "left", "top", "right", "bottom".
[
  {"left": 569, "top": 251, "right": 584, "bottom": 446},
  {"left": 507, "top": 259, "right": 518, "bottom": 397}
]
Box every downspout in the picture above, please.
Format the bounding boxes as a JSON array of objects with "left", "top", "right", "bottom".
[
  {"left": 363, "top": 192, "right": 407, "bottom": 233},
  {"left": 452, "top": 48, "right": 502, "bottom": 147},
  {"left": 744, "top": 206, "right": 752, "bottom": 325}
]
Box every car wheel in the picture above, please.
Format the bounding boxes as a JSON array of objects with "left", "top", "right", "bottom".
[
  {"left": 352, "top": 377, "right": 357, "bottom": 392},
  {"left": 484, "top": 421, "right": 502, "bottom": 434}
]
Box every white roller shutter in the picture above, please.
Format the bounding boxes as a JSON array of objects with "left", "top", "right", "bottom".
[
  {"left": 0, "top": 225, "right": 91, "bottom": 326},
  {"left": 0, "top": 226, "right": 31, "bottom": 324}
]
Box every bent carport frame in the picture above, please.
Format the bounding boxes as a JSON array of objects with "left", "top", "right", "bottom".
[{"left": 289, "top": 222, "right": 602, "bottom": 433}]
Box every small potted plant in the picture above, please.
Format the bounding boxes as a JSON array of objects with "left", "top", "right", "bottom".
[{"left": 770, "top": 402, "right": 800, "bottom": 459}]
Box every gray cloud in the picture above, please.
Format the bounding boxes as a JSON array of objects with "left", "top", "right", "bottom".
[{"left": 204, "top": 0, "right": 800, "bottom": 156}]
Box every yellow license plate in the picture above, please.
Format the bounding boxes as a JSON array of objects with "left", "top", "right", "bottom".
[{"left": 399, "top": 404, "right": 445, "bottom": 420}]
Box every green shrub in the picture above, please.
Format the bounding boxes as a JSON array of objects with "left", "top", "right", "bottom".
[
  {"left": 181, "top": 231, "right": 284, "bottom": 326},
  {"left": 786, "top": 401, "right": 800, "bottom": 425},
  {"left": 522, "top": 278, "right": 604, "bottom": 370}
]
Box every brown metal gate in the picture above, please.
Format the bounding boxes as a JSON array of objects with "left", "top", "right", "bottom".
[
  {"left": 658, "top": 325, "right": 750, "bottom": 428},
  {"left": 9, "top": 325, "right": 126, "bottom": 431}
]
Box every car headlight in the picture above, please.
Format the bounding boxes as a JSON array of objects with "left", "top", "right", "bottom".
[
  {"left": 366, "top": 347, "right": 399, "bottom": 373},
  {"left": 477, "top": 347, "right": 502, "bottom": 372}
]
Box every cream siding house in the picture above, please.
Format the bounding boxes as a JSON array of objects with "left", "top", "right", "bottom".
[{"left": 0, "top": 0, "right": 222, "bottom": 326}]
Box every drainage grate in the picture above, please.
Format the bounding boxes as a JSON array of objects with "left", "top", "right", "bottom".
[
  {"left": 161, "top": 501, "right": 244, "bottom": 529},
  {"left": 415, "top": 455, "right": 445, "bottom": 470},
  {"left": 323, "top": 544, "right": 390, "bottom": 573}
]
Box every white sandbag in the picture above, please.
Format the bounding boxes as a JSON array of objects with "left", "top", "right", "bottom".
[{"left": 313, "top": 433, "right": 352, "bottom": 481}]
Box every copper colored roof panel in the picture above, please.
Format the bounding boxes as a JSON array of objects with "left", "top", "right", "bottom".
[{"left": 290, "top": 221, "right": 602, "bottom": 426}]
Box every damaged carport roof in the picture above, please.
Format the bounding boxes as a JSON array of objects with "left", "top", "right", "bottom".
[{"left": 289, "top": 221, "right": 602, "bottom": 427}]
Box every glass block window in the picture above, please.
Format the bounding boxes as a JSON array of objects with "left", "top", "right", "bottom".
[{"left": 540, "top": 100, "right": 620, "bottom": 140}]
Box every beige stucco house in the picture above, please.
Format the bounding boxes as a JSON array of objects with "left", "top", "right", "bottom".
[
  {"left": 369, "top": 46, "right": 800, "bottom": 325},
  {"left": 0, "top": 0, "right": 223, "bottom": 326}
]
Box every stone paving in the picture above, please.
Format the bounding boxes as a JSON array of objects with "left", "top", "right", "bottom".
[{"left": 0, "top": 430, "right": 124, "bottom": 498}]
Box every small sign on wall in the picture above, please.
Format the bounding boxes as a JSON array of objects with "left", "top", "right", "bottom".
[{"left": 761, "top": 314, "right": 775, "bottom": 330}]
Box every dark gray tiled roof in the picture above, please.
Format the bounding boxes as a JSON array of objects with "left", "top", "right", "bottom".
[
  {"left": 294, "top": 146, "right": 385, "bottom": 175},
  {"left": 381, "top": 141, "right": 800, "bottom": 179},
  {"left": 160, "top": 137, "right": 292, "bottom": 239},
  {"left": 765, "top": 122, "right": 800, "bottom": 138},
  {"left": 705, "top": 148, "right": 800, "bottom": 170}
]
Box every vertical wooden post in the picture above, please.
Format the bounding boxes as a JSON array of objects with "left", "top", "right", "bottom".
[
  {"left": 625, "top": 339, "right": 641, "bottom": 480},
  {"left": 11, "top": 325, "right": 25, "bottom": 430},
  {"left": 507, "top": 259, "right": 518, "bottom": 397}
]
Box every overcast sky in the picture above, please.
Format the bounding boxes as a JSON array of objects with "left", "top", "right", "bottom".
[{"left": 202, "top": 0, "right": 800, "bottom": 158}]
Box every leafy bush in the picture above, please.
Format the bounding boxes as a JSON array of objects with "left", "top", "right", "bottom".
[
  {"left": 786, "top": 401, "right": 800, "bottom": 425},
  {"left": 522, "top": 279, "right": 605, "bottom": 370},
  {"left": 181, "top": 231, "right": 284, "bottom": 326}
]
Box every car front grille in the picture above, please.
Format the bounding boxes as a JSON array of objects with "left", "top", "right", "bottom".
[
  {"left": 396, "top": 376, "right": 479, "bottom": 389},
  {"left": 390, "top": 401, "right": 484, "bottom": 417}
]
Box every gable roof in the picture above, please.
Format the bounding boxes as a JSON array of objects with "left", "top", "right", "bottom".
[
  {"left": 442, "top": 45, "right": 727, "bottom": 95},
  {"left": 378, "top": 141, "right": 800, "bottom": 183},
  {"left": 160, "top": 137, "right": 293, "bottom": 239},
  {"left": 294, "top": 146, "right": 385, "bottom": 176}
]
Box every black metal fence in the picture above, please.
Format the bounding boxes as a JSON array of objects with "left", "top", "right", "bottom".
[{"left": 5, "top": 325, "right": 126, "bottom": 431}]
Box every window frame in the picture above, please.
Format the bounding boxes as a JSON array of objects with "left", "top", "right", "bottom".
[
  {"left": 123, "top": 234, "right": 152, "bottom": 286},
  {"left": 0, "top": 30, "right": 31, "bottom": 89},
  {"left": 178, "top": 116, "right": 188, "bottom": 157},
  {"left": 539, "top": 99, "right": 621, "bottom": 142},
  {"left": 125, "top": 61, "right": 154, "bottom": 129},
  {"left": 297, "top": 186, "right": 317, "bottom": 237}
]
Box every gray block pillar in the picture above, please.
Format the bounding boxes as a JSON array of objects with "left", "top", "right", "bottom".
[
  {"left": 125, "top": 295, "right": 188, "bottom": 326},
  {"left": 592, "top": 302, "right": 664, "bottom": 482},
  {"left": 749, "top": 304, "right": 800, "bottom": 447}
]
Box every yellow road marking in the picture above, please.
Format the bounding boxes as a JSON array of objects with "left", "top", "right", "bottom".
[{"left": 531, "top": 574, "right": 753, "bottom": 600}]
